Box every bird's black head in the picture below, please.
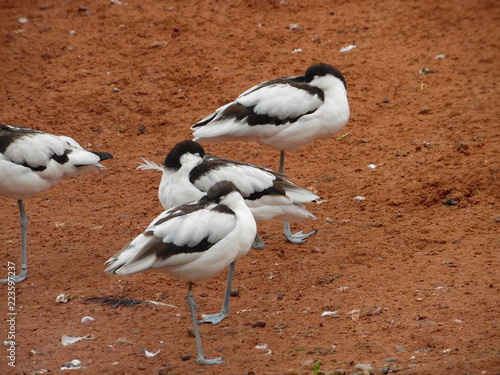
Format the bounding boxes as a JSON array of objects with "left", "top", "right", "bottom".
[
  {"left": 305, "top": 63, "right": 347, "bottom": 89},
  {"left": 164, "top": 140, "right": 205, "bottom": 170},
  {"left": 206, "top": 181, "right": 241, "bottom": 202}
]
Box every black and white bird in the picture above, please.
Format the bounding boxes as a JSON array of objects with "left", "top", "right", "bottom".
[
  {"left": 0, "top": 123, "right": 113, "bottom": 282},
  {"left": 105, "top": 181, "right": 257, "bottom": 365},
  {"left": 191, "top": 62, "right": 349, "bottom": 173},
  {"left": 138, "top": 140, "right": 320, "bottom": 249}
]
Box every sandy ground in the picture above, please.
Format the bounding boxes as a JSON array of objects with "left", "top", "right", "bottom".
[{"left": 0, "top": 0, "right": 499, "bottom": 374}]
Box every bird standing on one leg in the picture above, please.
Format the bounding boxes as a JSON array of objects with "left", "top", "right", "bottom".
[
  {"left": 138, "top": 140, "right": 319, "bottom": 248},
  {"left": 0, "top": 124, "right": 113, "bottom": 282},
  {"left": 105, "top": 181, "right": 257, "bottom": 365},
  {"left": 191, "top": 63, "right": 349, "bottom": 240},
  {"left": 191, "top": 62, "right": 349, "bottom": 173}
]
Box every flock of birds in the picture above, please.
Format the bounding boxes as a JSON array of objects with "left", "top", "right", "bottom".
[{"left": 0, "top": 63, "right": 350, "bottom": 365}]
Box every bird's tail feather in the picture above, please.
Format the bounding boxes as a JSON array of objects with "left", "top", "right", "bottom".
[{"left": 136, "top": 158, "right": 163, "bottom": 172}]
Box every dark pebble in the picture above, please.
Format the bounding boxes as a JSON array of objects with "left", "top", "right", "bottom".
[
  {"left": 181, "top": 353, "right": 191, "bottom": 361},
  {"left": 253, "top": 321, "right": 266, "bottom": 328}
]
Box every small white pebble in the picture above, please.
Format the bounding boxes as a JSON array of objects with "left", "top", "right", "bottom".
[
  {"left": 18, "top": 17, "right": 28, "bottom": 24},
  {"left": 321, "top": 311, "right": 338, "bottom": 317},
  {"left": 81, "top": 316, "right": 95, "bottom": 325},
  {"left": 353, "top": 196, "right": 366, "bottom": 201},
  {"left": 139, "top": 349, "right": 160, "bottom": 357},
  {"left": 55, "top": 293, "right": 70, "bottom": 303},
  {"left": 340, "top": 44, "right": 356, "bottom": 52}
]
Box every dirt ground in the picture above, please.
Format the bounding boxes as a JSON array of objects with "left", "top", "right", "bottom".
[{"left": 0, "top": 0, "right": 499, "bottom": 374}]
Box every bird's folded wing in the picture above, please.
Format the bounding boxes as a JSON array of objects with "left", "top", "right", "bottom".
[{"left": 237, "top": 83, "right": 323, "bottom": 120}]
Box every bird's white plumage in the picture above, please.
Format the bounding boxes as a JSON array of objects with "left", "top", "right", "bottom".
[
  {"left": 239, "top": 83, "right": 323, "bottom": 120},
  {"left": 0, "top": 123, "right": 112, "bottom": 283},
  {"left": 0, "top": 124, "right": 111, "bottom": 200},
  {"left": 137, "top": 141, "right": 319, "bottom": 224},
  {"left": 105, "top": 181, "right": 257, "bottom": 283},
  {"left": 191, "top": 63, "right": 350, "bottom": 152},
  {"left": 152, "top": 205, "right": 235, "bottom": 247}
]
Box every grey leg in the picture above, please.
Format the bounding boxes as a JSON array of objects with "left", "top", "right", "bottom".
[
  {"left": 199, "top": 261, "right": 235, "bottom": 325},
  {"left": 283, "top": 221, "right": 317, "bottom": 244},
  {"left": 1, "top": 200, "right": 28, "bottom": 283},
  {"left": 252, "top": 235, "right": 265, "bottom": 250},
  {"left": 278, "top": 152, "right": 318, "bottom": 244},
  {"left": 187, "top": 282, "right": 225, "bottom": 365},
  {"left": 278, "top": 150, "right": 285, "bottom": 174}
]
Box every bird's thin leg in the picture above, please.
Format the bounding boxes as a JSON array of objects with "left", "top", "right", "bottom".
[
  {"left": 252, "top": 235, "right": 265, "bottom": 250},
  {"left": 278, "top": 150, "right": 285, "bottom": 174},
  {"left": 187, "top": 282, "right": 225, "bottom": 365},
  {"left": 199, "top": 261, "right": 235, "bottom": 325},
  {"left": 278, "top": 151, "right": 318, "bottom": 244},
  {"left": 1, "top": 200, "right": 28, "bottom": 283}
]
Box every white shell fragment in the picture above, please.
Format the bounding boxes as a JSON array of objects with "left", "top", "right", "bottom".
[
  {"left": 367, "top": 164, "right": 378, "bottom": 169},
  {"left": 139, "top": 348, "right": 161, "bottom": 357},
  {"left": 81, "top": 316, "right": 95, "bottom": 325},
  {"left": 340, "top": 45, "right": 357, "bottom": 52},
  {"left": 55, "top": 293, "right": 70, "bottom": 303},
  {"left": 353, "top": 196, "right": 366, "bottom": 201},
  {"left": 255, "top": 344, "right": 272, "bottom": 355},
  {"left": 321, "top": 311, "right": 339, "bottom": 317},
  {"left": 61, "top": 359, "right": 82, "bottom": 370},
  {"left": 61, "top": 335, "right": 91, "bottom": 346}
]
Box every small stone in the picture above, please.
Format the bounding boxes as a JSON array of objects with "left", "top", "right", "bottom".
[
  {"left": 112, "top": 87, "right": 120, "bottom": 92},
  {"left": 181, "top": 353, "right": 191, "bottom": 361},
  {"left": 55, "top": 293, "right": 70, "bottom": 303},
  {"left": 418, "top": 107, "right": 430, "bottom": 114},
  {"left": 186, "top": 327, "right": 195, "bottom": 337},
  {"left": 354, "top": 363, "right": 374, "bottom": 374},
  {"left": 150, "top": 41, "right": 168, "bottom": 48},
  {"left": 230, "top": 287, "right": 239, "bottom": 297},
  {"left": 331, "top": 370, "right": 346, "bottom": 375},
  {"left": 61, "top": 359, "right": 82, "bottom": 369},
  {"left": 284, "top": 369, "right": 300, "bottom": 375},
  {"left": 253, "top": 321, "right": 266, "bottom": 328},
  {"left": 287, "top": 24, "right": 302, "bottom": 31},
  {"left": 395, "top": 345, "right": 406, "bottom": 351}
]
